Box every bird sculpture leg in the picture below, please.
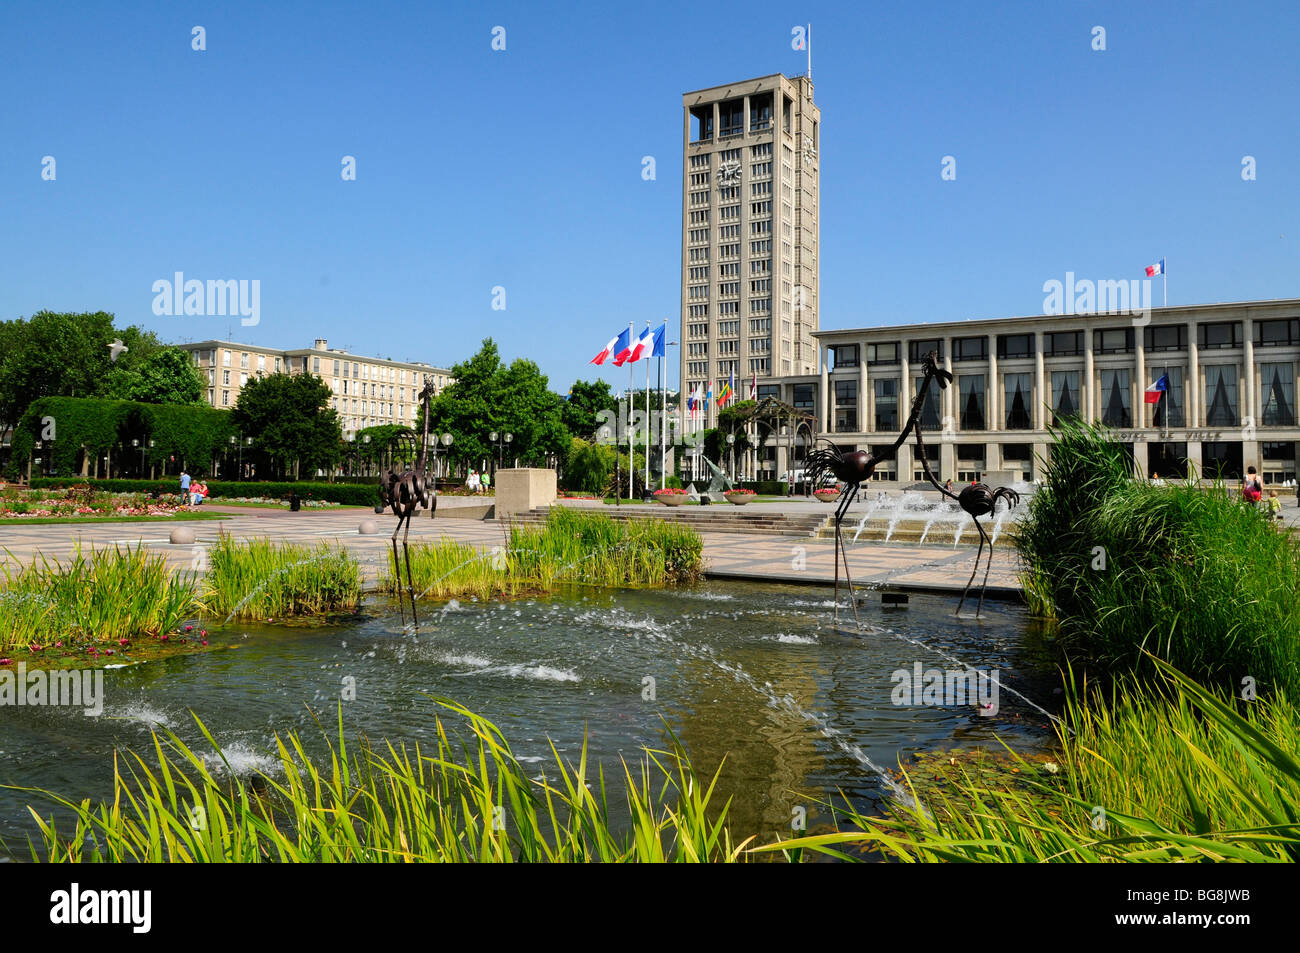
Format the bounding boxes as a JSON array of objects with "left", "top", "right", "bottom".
[
  {"left": 956, "top": 518, "right": 989, "bottom": 617},
  {"left": 391, "top": 515, "right": 407, "bottom": 630},
  {"left": 976, "top": 508, "right": 1004, "bottom": 618},
  {"left": 837, "top": 483, "right": 862, "bottom": 628},
  {"left": 831, "top": 484, "right": 855, "bottom": 625},
  {"left": 402, "top": 509, "right": 419, "bottom": 632}
]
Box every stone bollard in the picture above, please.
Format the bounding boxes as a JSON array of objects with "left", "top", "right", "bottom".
[
  {"left": 358, "top": 520, "right": 379, "bottom": 535},
  {"left": 169, "top": 526, "right": 196, "bottom": 545}
]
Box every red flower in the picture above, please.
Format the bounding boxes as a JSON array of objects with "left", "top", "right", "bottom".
[{"left": 0, "top": 658, "right": 11, "bottom": 665}]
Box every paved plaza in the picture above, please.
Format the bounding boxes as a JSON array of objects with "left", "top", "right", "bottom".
[{"left": 0, "top": 495, "right": 1022, "bottom": 599}]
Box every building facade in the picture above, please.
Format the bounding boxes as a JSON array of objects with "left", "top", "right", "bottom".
[
  {"left": 681, "top": 73, "right": 820, "bottom": 425},
  {"left": 180, "top": 339, "right": 453, "bottom": 437},
  {"left": 748, "top": 299, "right": 1300, "bottom": 487}
]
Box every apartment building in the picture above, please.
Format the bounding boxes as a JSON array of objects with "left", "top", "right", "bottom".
[
  {"left": 180, "top": 339, "right": 454, "bottom": 436},
  {"left": 681, "top": 73, "right": 820, "bottom": 426},
  {"left": 749, "top": 299, "right": 1300, "bottom": 486}
]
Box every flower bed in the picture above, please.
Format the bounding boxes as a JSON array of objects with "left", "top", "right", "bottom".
[
  {"left": 654, "top": 488, "right": 689, "bottom": 507},
  {"left": 814, "top": 487, "right": 841, "bottom": 503},
  {"left": 0, "top": 487, "right": 189, "bottom": 519},
  {"left": 723, "top": 488, "right": 755, "bottom": 506}
]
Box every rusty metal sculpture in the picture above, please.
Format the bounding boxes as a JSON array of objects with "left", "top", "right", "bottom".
[
  {"left": 806, "top": 352, "right": 953, "bottom": 626},
  {"left": 380, "top": 380, "right": 436, "bottom": 631},
  {"left": 912, "top": 400, "right": 1019, "bottom": 618}
]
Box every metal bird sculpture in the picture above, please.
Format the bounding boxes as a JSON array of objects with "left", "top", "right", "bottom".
[
  {"left": 380, "top": 381, "right": 436, "bottom": 631},
  {"left": 912, "top": 415, "right": 1019, "bottom": 618},
  {"left": 805, "top": 351, "right": 953, "bottom": 626}
]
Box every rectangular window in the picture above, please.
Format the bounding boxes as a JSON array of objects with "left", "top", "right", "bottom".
[
  {"left": 1148, "top": 365, "right": 1185, "bottom": 428},
  {"left": 867, "top": 343, "right": 898, "bottom": 365},
  {"left": 792, "top": 383, "right": 814, "bottom": 414},
  {"left": 834, "top": 380, "right": 858, "bottom": 433},
  {"left": 1255, "top": 318, "right": 1300, "bottom": 347},
  {"left": 908, "top": 339, "right": 943, "bottom": 363},
  {"left": 831, "top": 344, "right": 859, "bottom": 368},
  {"left": 1204, "top": 365, "right": 1238, "bottom": 426},
  {"left": 958, "top": 374, "right": 986, "bottom": 430},
  {"left": 1004, "top": 373, "right": 1033, "bottom": 429},
  {"left": 953, "top": 336, "right": 987, "bottom": 362},
  {"left": 1198, "top": 322, "right": 1242, "bottom": 350},
  {"left": 1046, "top": 331, "right": 1083, "bottom": 357},
  {"left": 1261, "top": 441, "right": 1297, "bottom": 485},
  {"left": 1094, "top": 328, "right": 1134, "bottom": 354},
  {"left": 312, "top": 357, "right": 320, "bottom": 373},
  {"left": 874, "top": 378, "right": 898, "bottom": 432},
  {"left": 1099, "top": 368, "right": 1132, "bottom": 427},
  {"left": 1051, "top": 370, "right": 1081, "bottom": 425},
  {"left": 997, "top": 334, "right": 1034, "bottom": 360},
  {"left": 1144, "top": 325, "right": 1187, "bottom": 352},
  {"left": 914, "top": 377, "right": 942, "bottom": 431},
  {"left": 1261, "top": 363, "right": 1295, "bottom": 427}
]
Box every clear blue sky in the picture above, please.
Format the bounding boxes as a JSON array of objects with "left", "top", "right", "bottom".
[{"left": 2, "top": 0, "right": 1296, "bottom": 392}]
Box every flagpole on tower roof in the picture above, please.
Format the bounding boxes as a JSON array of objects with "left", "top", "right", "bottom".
[{"left": 807, "top": 23, "right": 812, "bottom": 80}]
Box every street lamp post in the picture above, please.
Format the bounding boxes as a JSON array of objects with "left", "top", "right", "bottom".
[
  {"left": 489, "top": 431, "right": 513, "bottom": 475},
  {"left": 726, "top": 432, "right": 736, "bottom": 482}
]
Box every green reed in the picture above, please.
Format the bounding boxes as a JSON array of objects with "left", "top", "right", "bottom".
[
  {"left": 381, "top": 509, "right": 704, "bottom": 600},
  {"left": 15, "top": 701, "right": 746, "bottom": 863},
  {"left": 759, "top": 662, "right": 1300, "bottom": 863},
  {"left": 200, "top": 536, "right": 361, "bottom": 620},
  {"left": 0, "top": 546, "right": 197, "bottom": 649}
]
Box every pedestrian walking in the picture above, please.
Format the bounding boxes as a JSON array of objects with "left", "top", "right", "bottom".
[
  {"left": 1243, "top": 466, "right": 1263, "bottom": 508},
  {"left": 179, "top": 470, "right": 191, "bottom": 504},
  {"left": 481, "top": 469, "right": 491, "bottom": 494}
]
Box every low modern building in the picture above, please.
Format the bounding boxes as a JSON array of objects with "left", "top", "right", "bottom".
[
  {"left": 179, "top": 339, "right": 454, "bottom": 436},
  {"left": 743, "top": 298, "right": 1300, "bottom": 486}
]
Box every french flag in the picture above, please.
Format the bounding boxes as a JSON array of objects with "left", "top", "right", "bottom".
[
  {"left": 1144, "top": 373, "right": 1169, "bottom": 404},
  {"left": 1145, "top": 258, "right": 1165, "bottom": 277},
  {"left": 622, "top": 325, "right": 656, "bottom": 364},
  {"left": 591, "top": 328, "right": 628, "bottom": 365}
]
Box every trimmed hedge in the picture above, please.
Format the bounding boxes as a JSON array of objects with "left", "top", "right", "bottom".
[
  {"left": 29, "top": 477, "right": 381, "bottom": 507},
  {"left": 740, "top": 480, "right": 788, "bottom": 496}
]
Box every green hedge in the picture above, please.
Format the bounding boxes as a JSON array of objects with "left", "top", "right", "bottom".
[
  {"left": 29, "top": 477, "right": 381, "bottom": 507},
  {"left": 740, "top": 480, "right": 788, "bottom": 496}
]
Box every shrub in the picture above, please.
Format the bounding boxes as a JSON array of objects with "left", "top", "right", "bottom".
[
  {"left": 1018, "top": 418, "right": 1300, "bottom": 696},
  {"left": 31, "top": 478, "right": 380, "bottom": 507}
]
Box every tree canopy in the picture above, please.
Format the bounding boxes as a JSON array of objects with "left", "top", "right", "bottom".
[
  {"left": 231, "top": 372, "right": 342, "bottom": 478},
  {"left": 562, "top": 379, "right": 619, "bottom": 440},
  {"left": 424, "top": 338, "right": 571, "bottom": 469}
]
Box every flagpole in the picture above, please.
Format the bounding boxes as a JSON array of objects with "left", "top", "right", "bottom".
[
  {"left": 644, "top": 322, "right": 651, "bottom": 492},
  {"left": 627, "top": 321, "right": 634, "bottom": 501}
]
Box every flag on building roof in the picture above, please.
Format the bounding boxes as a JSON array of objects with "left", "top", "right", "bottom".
[
  {"left": 1144, "top": 373, "right": 1169, "bottom": 404},
  {"left": 591, "top": 328, "right": 628, "bottom": 365},
  {"left": 1145, "top": 258, "right": 1166, "bottom": 277}
]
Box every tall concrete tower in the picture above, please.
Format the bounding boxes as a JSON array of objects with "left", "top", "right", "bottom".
[{"left": 681, "top": 73, "right": 820, "bottom": 425}]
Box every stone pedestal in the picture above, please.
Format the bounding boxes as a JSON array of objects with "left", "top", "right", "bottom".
[{"left": 495, "top": 468, "right": 557, "bottom": 517}]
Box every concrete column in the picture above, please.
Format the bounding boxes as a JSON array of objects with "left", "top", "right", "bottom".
[
  {"left": 1034, "top": 330, "right": 1046, "bottom": 431},
  {"left": 1187, "top": 320, "right": 1199, "bottom": 427},
  {"left": 1243, "top": 317, "right": 1256, "bottom": 430},
  {"left": 1084, "top": 328, "right": 1095, "bottom": 422},
  {"left": 858, "top": 358, "right": 869, "bottom": 437},
  {"left": 1134, "top": 442, "right": 1150, "bottom": 479},
  {"left": 987, "top": 334, "right": 999, "bottom": 431},
  {"left": 1134, "top": 326, "right": 1146, "bottom": 430},
  {"left": 943, "top": 339, "right": 955, "bottom": 431},
  {"left": 819, "top": 348, "right": 829, "bottom": 434}
]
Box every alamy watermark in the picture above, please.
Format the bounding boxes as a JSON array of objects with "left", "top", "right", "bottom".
[
  {"left": 0, "top": 663, "right": 103, "bottom": 716},
  {"left": 152, "top": 272, "right": 260, "bottom": 326},
  {"left": 890, "top": 662, "right": 999, "bottom": 714},
  {"left": 1042, "top": 271, "right": 1153, "bottom": 326}
]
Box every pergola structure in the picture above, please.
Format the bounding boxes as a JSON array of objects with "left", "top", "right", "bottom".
[{"left": 719, "top": 396, "right": 820, "bottom": 486}]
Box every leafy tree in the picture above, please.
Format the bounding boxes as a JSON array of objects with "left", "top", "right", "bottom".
[
  {"left": 0, "top": 311, "right": 118, "bottom": 429},
  {"left": 562, "top": 379, "right": 618, "bottom": 439},
  {"left": 425, "top": 339, "right": 570, "bottom": 470},
  {"left": 232, "top": 373, "right": 342, "bottom": 479},
  {"left": 564, "top": 437, "right": 612, "bottom": 493},
  {"left": 106, "top": 346, "right": 205, "bottom": 404}
]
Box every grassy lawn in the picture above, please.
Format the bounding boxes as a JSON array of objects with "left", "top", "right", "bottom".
[
  {"left": 0, "top": 512, "right": 229, "bottom": 526},
  {"left": 209, "top": 500, "right": 368, "bottom": 510}
]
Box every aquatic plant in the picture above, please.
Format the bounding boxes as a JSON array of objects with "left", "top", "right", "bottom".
[
  {"left": 16, "top": 702, "right": 746, "bottom": 863},
  {"left": 761, "top": 663, "right": 1300, "bottom": 863},
  {"left": 0, "top": 545, "right": 196, "bottom": 650},
  {"left": 200, "top": 535, "right": 361, "bottom": 620},
  {"left": 381, "top": 508, "right": 703, "bottom": 599},
  {"left": 1017, "top": 418, "right": 1300, "bottom": 695}
]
